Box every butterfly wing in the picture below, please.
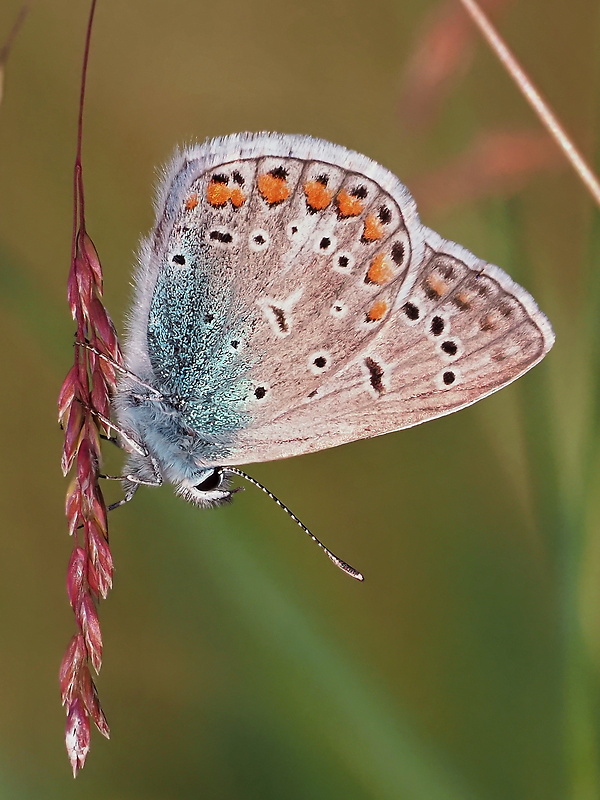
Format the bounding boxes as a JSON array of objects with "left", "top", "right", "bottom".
[
  {"left": 224, "top": 229, "right": 553, "bottom": 463},
  {"left": 124, "top": 133, "right": 553, "bottom": 467}
]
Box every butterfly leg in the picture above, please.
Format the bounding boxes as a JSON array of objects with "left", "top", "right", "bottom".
[
  {"left": 83, "top": 404, "right": 148, "bottom": 457},
  {"left": 75, "top": 484, "right": 136, "bottom": 521},
  {"left": 107, "top": 491, "right": 138, "bottom": 513},
  {"left": 100, "top": 468, "right": 163, "bottom": 515},
  {"left": 99, "top": 472, "right": 163, "bottom": 488},
  {"left": 76, "top": 482, "right": 140, "bottom": 528},
  {"left": 100, "top": 433, "right": 120, "bottom": 447},
  {"left": 75, "top": 341, "right": 164, "bottom": 398}
]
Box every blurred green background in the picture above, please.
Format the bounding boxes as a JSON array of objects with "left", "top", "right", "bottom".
[{"left": 0, "top": 0, "right": 598, "bottom": 797}]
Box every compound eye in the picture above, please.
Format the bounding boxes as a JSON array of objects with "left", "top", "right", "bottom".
[{"left": 194, "top": 469, "right": 223, "bottom": 492}]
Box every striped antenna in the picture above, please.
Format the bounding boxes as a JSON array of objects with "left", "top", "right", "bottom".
[{"left": 228, "top": 467, "right": 365, "bottom": 582}]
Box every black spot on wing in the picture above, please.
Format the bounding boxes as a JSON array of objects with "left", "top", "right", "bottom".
[
  {"left": 365, "top": 357, "right": 385, "bottom": 395},
  {"left": 269, "top": 305, "right": 288, "bottom": 333}
]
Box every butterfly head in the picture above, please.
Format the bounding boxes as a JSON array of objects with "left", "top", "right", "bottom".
[{"left": 175, "top": 467, "right": 240, "bottom": 508}]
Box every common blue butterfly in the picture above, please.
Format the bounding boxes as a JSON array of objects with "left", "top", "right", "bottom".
[{"left": 109, "top": 132, "right": 554, "bottom": 576}]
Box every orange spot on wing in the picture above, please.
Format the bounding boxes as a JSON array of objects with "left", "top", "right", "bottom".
[
  {"left": 258, "top": 173, "right": 290, "bottom": 205},
  {"left": 336, "top": 188, "right": 364, "bottom": 217},
  {"left": 423, "top": 274, "right": 448, "bottom": 299},
  {"left": 229, "top": 187, "right": 246, "bottom": 208},
  {"left": 480, "top": 313, "right": 497, "bottom": 332},
  {"left": 366, "top": 300, "right": 389, "bottom": 321},
  {"left": 206, "top": 182, "right": 230, "bottom": 207},
  {"left": 185, "top": 192, "right": 199, "bottom": 210},
  {"left": 453, "top": 291, "right": 473, "bottom": 310},
  {"left": 366, "top": 254, "right": 395, "bottom": 285},
  {"left": 304, "top": 180, "right": 332, "bottom": 211},
  {"left": 362, "top": 213, "right": 384, "bottom": 241}
]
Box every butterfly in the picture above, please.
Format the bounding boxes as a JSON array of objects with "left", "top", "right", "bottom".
[{"left": 108, "top": 132, "right": 554, "bottom": 578}]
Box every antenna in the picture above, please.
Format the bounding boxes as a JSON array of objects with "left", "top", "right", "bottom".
[{"left": 228, "top": 467, "right": 365, "bottom": 582}]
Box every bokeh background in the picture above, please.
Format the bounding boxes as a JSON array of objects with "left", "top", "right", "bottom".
[{"left": 0, "top": 0, "right": 599, "bottom": 797}]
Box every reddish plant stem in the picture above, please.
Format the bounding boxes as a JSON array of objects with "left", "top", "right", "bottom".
[{"left": 59, "top": 0, "right": 123, "bottom": 776}]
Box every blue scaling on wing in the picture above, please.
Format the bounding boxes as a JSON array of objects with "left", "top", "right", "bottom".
[{"left": 147, "top": 242, "right": 256, "bottom": 442}]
